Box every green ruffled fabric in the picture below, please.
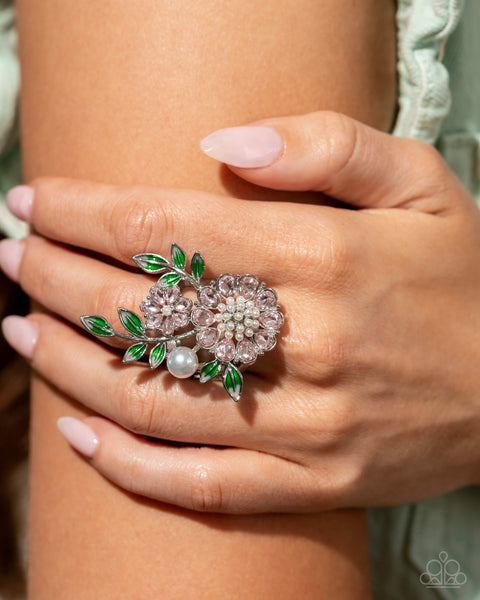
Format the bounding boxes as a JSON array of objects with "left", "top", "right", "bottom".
[
  {"left": 0, "top": 0, "right": 24, "bottom": 239},
  {"left": 370, "top": 2, "right": 480, "bottom": 599}
]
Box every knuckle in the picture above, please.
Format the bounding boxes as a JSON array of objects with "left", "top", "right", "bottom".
[
  {"left": 300, "top": 225, "right": 351, "bottom": 290},
  {"left": 116, "top": 373, "right": 158, "bottom": 435},
  {"left": 288, "top": 313, "right": 348, "bottom": 382},
  {"left": 94, "top": 275, "right": 141, "bottom": 320},
  {"left": 188, "top": 463, "right": 225, "bottom": 513},
  {"left": 323, "top": 399, "right": 356, "bottom": 439},
  {"left": 307, "top": 111, "right": 360, "bottom": 181},
  {"left": 110, "top": 189, "right": 176, "bottom": 261},
  {"left": 405, "top": 140, "right": 452, "bottom": 198},
  {"left": 111, "top": 194, "right": 156, "bottom": 261}
]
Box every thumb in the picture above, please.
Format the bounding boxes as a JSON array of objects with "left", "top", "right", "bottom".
[{"left": 200, "top": 111, "right": 458, "bottom": 213}]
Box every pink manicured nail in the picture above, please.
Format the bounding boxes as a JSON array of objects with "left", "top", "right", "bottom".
[
  {"left": 0, "top": 239, "right": 24, "bottom": 282},
  {"left": 6, "top": 185, "right": 34, "bottom": 223},
  {"left": 57, "top": 417, "right": 99, "bottom": 458},
  {"left": 200, "top": 126, "right": 283, "bottom": 168},
  {"left": 1, "top": 315, "right": 38, "bottom": 360}
]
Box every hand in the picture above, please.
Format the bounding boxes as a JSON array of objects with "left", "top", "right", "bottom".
[{"left": 2, "top": 111, "right": 480, "bottom": 514}]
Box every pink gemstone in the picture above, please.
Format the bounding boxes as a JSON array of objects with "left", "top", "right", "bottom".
[
  {"left": 149, "top": 286, "right": 165, "bottom": 305},
  {"left": 254, "top": 288, "right": 277, "bottom": 311},
  {"left": 191, "top": 307, "right": 215, "bottom": 327},
  {"left": 216, "top": 273, "right": 236, "bottom": 298},
  {"left": 173, "top": 312, "right": 189, "bottom": 328},
  {"left": 238, "top": 274, "right": 259, "bottom": 300},
  {"left": 162, "top": 315, "right": 175, "bottom": 335},
  {"left": 236, "top": 340, "right": 257, "bottom": 363},
  {"left": 198, "top": 286, "right": 220, "bottom": 308},
  {"left": 140, "top": 300, "right": 162, "bottom": 315},
  {"left": 259, "top": 310, "right": 284, "bottom": 330},
  {"left": 197, "top": 328, "right": 220, "bottom": 349},
  {"left": 164, "top": 285, "right": 180, "bottom": 305},
  {"left": 253, "top": 331, "right": 276, "bottom": 351},
  {"left": 145, "top": 314, "right": 162, "bottom": 329},
  {"left": 174, "top": 297, "right": 193, "bottom": 312},
  {"left": 215, "top": 339, "right": 235, "bottom": 362}
]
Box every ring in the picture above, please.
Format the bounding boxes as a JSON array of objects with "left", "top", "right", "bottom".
[{"left": 81, "top": 243, "right": 284, "bottom": 401}]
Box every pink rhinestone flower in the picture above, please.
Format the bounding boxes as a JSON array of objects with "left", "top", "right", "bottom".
[
  {"left": 140, "top": 285, "right": 193, "bottom": 336},
  {"left": 192, "top": 273, "right": 284, "bottom": 364}
]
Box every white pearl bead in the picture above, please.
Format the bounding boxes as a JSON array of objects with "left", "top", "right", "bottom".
[
  {"left": 236, "top": 324, "right": 245, "bottom": 333},
  {"left": 245, "top": 327, "right": 254, "bottom": 337},
  {"left": 234, "top": 312, "right": 243, "bottom": 321},
  {"left": 252, "top": 308, "right": 260, "bottom": 318},
  {"left": 226, "top": 320, "right": 235, "bottom": 331},
  {"left": 218, "top": 303, "right": 226, "bottom": 312},
  {"left": 226, "top": 297, "right": 235, "bottom": 306},
  {"left": 252, "top": 319, "right": 259, "bottom": 329},
  {"left": 224, "top": 331, "right": 234, "bottom": 339},
  {"left": 217, "top": 322, "right": 226, "bottom": 332},
  {"left": 235, "top": 332, "right": 244, "bottom": 341},
  {"left": 246, "top": 301, "right": 255, "bottom": 309},
  {"left": 166, "top": 346, "right": 198, "bottom": 379},
  {"left": 244, "top": 318, "right": 253, "bottom": 327}
]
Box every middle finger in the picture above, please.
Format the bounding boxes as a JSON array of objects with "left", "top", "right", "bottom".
[{"left": 19, "top": 235, "right": 153, "bottom": 343}]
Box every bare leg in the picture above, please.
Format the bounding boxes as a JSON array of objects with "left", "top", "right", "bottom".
[{"left": 15, "top": 1, "right": 397, "bottom": 597}]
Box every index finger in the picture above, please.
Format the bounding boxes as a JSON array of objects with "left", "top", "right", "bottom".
[{"left": 7, "top": 176, "right": 338, "bottom": 278}]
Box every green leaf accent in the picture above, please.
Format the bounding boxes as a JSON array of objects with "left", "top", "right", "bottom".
[
  {"left": 158, "top": 271, "right": 183, "bottom": 287},
  {"left": 132, "top": 253, "right": 169, "bottom": 274},
  {"left": 123, "top": 342, "right": 148, "bottom": 364},
  {"left": 80, "top": 315, "right": 115, "bottom": 337},
  {"left": 149, "top": 342, "right": 166, "bottom": 369},
  {"left": 171, "top": 243, "right": 186, "bottom": 269},
  {"left": 118, "top": 308, "right": 145, "bottom": 337},
  {"left": 191, "top": 251, "right": 205, "bottom": 280},
  {"left": 199, "top": 359, "right": 222, "bottom": 383},
  {"left": 223, "top": 363, "right": 243, "bottom": 402}
]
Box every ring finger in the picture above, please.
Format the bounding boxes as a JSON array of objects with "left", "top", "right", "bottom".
[{"left": 7, "top": 313, "right": 293, "bottom": 450}]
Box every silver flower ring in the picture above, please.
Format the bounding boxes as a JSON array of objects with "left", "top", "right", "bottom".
[{"left": 81, "top": 243, "right": 284, "bottom": 402}]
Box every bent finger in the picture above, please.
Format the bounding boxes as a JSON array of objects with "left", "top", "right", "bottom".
[
  {"left": 60, "top": 415, "right": 323, "bottom": 514},
  {"left": 17, "top": 235, "right": 153, "bottom": 340},
  {"left": 201, "top": 111, "right": 468, "bottom": 213},
  {"left": 8, "top": 176, "right": 329, "bottom": 277},
  {"left": 7, "top": 313, "right": 286, "bottom": 446}
]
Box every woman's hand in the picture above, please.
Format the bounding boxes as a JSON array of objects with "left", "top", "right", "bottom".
[{"left": 2, "top": 111, "right": 480, "bottom": 514}]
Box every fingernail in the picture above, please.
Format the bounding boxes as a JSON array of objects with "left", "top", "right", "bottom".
[
  {"left": 0, "top": 238, "right": 24, "bottom": 282},
  {"left": 6, "top": 185, "right": 34, "bottom": 223},
  {"left": 200, "top": 126, "right": 283, "bottom": 168},
  {"left": 1, "top": 315, "right": 38, "bottom": 360},
  {"left": 57, "top": 417, "right": 99, "bottom": 458}
]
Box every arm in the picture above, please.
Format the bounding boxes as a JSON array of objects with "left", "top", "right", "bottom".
[{"left": 15, "top": 0, "right": 396, "bottom": 597}]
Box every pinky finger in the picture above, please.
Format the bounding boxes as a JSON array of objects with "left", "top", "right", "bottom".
[{"left": 57, "top": 415, "right": 319, "bottom": 514}]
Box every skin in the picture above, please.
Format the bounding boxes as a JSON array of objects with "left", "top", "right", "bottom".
[
  {"left": 13, "top": 0, "right": 397, "bottom": 597},
  {"left": 4, "top": 113, "right": 480, "bottom": 516}
]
